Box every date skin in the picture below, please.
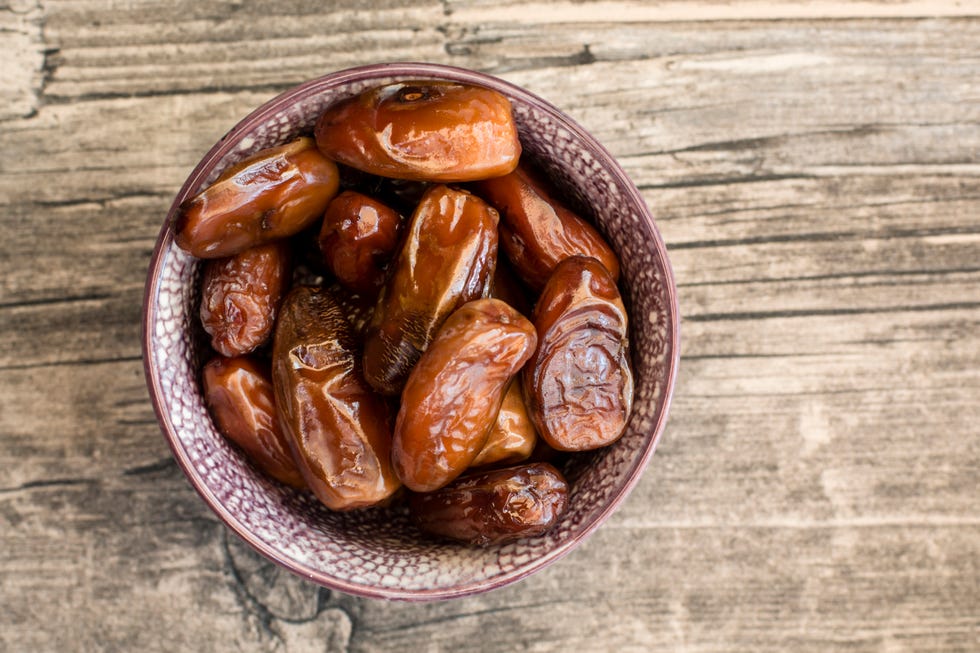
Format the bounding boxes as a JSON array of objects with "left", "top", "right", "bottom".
[
  {"left": 470, "top": 380, "right": 537, "bottom": 468},
  {"left": 524, "top": 256, "right": 633, "bottom": 451},
  {"left": 362, "top": 184, "right": 499, "bottom": 396},
  {"left": 175, "top": 137, "right": 340, "bottom": 258},
  {"left": 318, "top": 190, "right": 403, "bottom": 295},
  {"left": 393, "top": 299, "right": 537, "bottom": 493},
  {"left": 272, "top": 285, "right": 400, "bottom": 511},
  {"left": 471, "top": 163, "right": 620, "bottom": 289},
  {"left": 202, "top": 356, "right": 305, "bottom": 488},
  {"left": 200, "top": 241, "right": 290, "bottom": 357},
  {"left": 315, "top": 81, "right": 521, "bottom": 182},
  {"left": 409, "top": 462, "right": 568, "bottom": 546}
]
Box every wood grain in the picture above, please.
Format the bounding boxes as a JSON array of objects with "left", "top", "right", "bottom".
[{"left": 1, "top": 1, "right": 977, "bottom": 651}]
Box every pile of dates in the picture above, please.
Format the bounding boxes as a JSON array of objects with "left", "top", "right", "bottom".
[{"left": 175, "top": 80, "right": 633, "bottom": 547}]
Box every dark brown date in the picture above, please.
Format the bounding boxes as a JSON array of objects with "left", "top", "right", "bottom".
[
  {"left": 317, "top": 190, "right": 403, "bottom": 295},
  {"left": 524, "top": 256, "right": 633, "bottom": 451},
  {"left": 315, "top": 81, "right": 521, "bottom": 182},
  {"left": 202, "top": 356, "right": 305, "bottom": 488},
  {"left": 409, "top": 462, "right": 568, "bottom": 546},
  {"left": 175, "top": 137, "right": 340, "bottom": 258},
  {"left": 471, "top": 163, "right": 620, "bottom": 289},
  {"left": 323, "top": 280, "right": 375, "bottom": 338},
  {"left": 470, "top": 380, "right": 537, "bottom": 468},
  {"left": 392, "top": 299, "right": 537, "bottom": 492},
  {"left": 489, "top": 258, "right": 532, "bottom": 317},
  {"left": 362, "top": 184, "right": 499, "bottom": 396},
  {"left": 200, "top": 241, "right": 290, "bottom": 357},
  {"left": 272, "top": 285, "right": 400, "bottom": 510}
]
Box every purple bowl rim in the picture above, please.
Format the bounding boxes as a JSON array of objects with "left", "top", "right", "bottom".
[{"left": 141, "top": 61, "right": 681, "bottom": 601}]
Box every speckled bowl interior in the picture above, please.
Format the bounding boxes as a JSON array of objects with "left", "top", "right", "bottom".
[{"left": 142, "top": 62, "right": 679, "bottom": 600}]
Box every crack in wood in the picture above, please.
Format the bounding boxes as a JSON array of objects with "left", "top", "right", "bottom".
[
  {"left": 0, "top": 292, "right": 113, "bottom": 311},
  {"left": 685, "top": 300, "right": 980, "bottom": 322},
  {"left": 42, "top": 81, "right": 300, "bottom": 106},
  {"left": 0, "top": 354, "right": 143, "bottom": 372},
  {"left": 0, "top": 477, "right": 98, "bottom": 494},
  {"left": 677, "top": 266, "right": 980, "bottom": 288},
  {"left": 220, "top": 529, "right": 354, "bottom": 651},
  {"left": 639, "top": 173, "right": 816, "bottom": 190},
  {"left": 669, "top": 224, "right": 980, "bottom": 250}
]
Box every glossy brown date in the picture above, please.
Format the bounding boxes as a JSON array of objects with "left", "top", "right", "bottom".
[
  {"left": 524, "top": 256, "right": 633, "bottom": 451},
  {"left": 200, "top": 241, "right": 290, "bottom": 357},
  {"left": 472, "top": 163, "right": 620, "bottom": 289},
  {"left": 470, "top": 380, "right": 537, "bottom": 468},
  {"left": 315, "top": 81, "right": 521, "bottom": 182},
  {"left": 362, "top": 184, "right": 499, "bottom": 396},
  {"left": 317, "top": 190, "right": 403, "bottom": 295},
  {"left": 408, "top": 462, "right": 568, "bottom": 546},
  {"left": 272, "top": 285, "right": 400, "bottom": 510},
  {"left": 392, "top": 299, "right": 537, "bottom": 493},
  {"left": 175, "top": 137, "right": 340, "bottom": 258},
  {"left": 202, "top": 356, "right": 305, "bottom": 488}
]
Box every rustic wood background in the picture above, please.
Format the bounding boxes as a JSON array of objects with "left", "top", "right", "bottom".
[{"left": 2, "top": 1, "right": 978, "bottom": 651}]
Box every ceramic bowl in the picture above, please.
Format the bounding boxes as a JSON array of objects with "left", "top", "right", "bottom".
[{"left": 142, "top": 62, "right": 679, "bottom": 600}]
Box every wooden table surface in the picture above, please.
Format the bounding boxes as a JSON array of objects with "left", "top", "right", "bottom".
[{"left": 2, "top": 1, "right": 978, "bottom": 651}]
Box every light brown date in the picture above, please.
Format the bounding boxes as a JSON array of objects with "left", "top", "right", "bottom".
[
  {"left": 175, "top": 137, "right": 339, "bottom": 258},
  {"left": 317, "top": 190, "right": 403, "bottom": 295},
  {"left": 200, "top": 241, "right": 290, "bottom": 357},
  {"left": 362, "top": 184, "right": 499, "bottom": 396},
  {"left": 524, "top": 255, "right": 633, "bottom": 451},
  {"left": 202, "top": 356, "right": 305, "bottom": 488},
  {"left": 408, "top": 462, "right": 568, "bottom": 546},
  {"left": 470, "top": 380, "right": 537, "bottom": 468},
  {"left": 472, "top": 163, "right": 620, "bottom": 289},
  {"left": 392, "top": 299, "right": 537, "bottom": 492},
  {"left": 272, "top": 285, "right": 400, "bottom": 510},
  {"left": 315, "top": 81, "right": 521, "bottom": 182}
]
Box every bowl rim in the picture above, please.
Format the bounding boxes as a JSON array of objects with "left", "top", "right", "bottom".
[{"left": 141, "top": 61, "right": 680, "bottom": 601}]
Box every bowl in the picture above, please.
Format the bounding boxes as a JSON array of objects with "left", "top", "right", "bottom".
[{"left": 142, "top": 62, "right": 679, "bottom": 600}]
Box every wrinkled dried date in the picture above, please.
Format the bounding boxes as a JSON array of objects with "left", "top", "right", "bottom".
[
  {"left": 202, "top": 356, "right": 305, "bottom": 488},
  {"left": 200, "top": 241, "right": 290, "bottom": 357},
  {"left": 470, "top": 380, "right": 537, "bottom": 468},
  {"left": 315, "top": 81, "right": 521, "bottom": 182},
  {"left": 272, "top": 285, "right": 400, "bottom": 510},
  {"left": 472, "top": 163, "right": 620, "bottom": 289},
  {"left": 524, "top": 256, "right": 633, "bottom": 451},
  {"left": 409, "top": 462, "right": 568, "bottom": 546},
  {"left": 318, "top": 190, "right": 403, "bottom": 295},
  {"left": 175, "top": 137, "right": 339, "bottom": 258},
  {"left": 393, "top": 299, "right": 536, "bottom": 492},
  {"left": 362, "top": 184, "right": 499, "bottom": 396}
]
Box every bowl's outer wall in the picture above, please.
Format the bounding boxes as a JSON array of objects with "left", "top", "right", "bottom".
[{"left": 142, "top": 62, "right": 679, "bottom": 601}]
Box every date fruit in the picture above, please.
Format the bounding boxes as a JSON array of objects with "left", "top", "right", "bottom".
[
  {"left": 272, "top": 285, "right": 400, "bottom": 510},
  {"left": 175, "top": 137, "right": 339, "bottom": 258},
  {"left": 200, "top": 241, "right": 290, "bottom": 357},
  {"left": 315, "top": 81, "right": 521, "bottom": 182},
  {"left": 393, "top": 299, "right": 537, "bottom": 492},
  {"left": 409, "top": 462, "right": 568, "bottom": 546},
  {"left": 470, "top": 380, "right": 537, "bottom": 468},
  {"left": 362, "top": 184, "right": 499, "bottom": 396},
  {"left": 318, "top": 190, "right": 403, "bottom": 295},
  {"left": 524, "top": 256, "right": 633, "bottom": 451},
  {"left": 202, "top": 356, "right": 305, "bottom": 488},
  {"left": 472, "top": 163, "right": 620, "bottom": 289}
]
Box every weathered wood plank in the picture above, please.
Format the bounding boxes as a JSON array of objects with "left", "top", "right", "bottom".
[
  {"left": 1, "top": 3, "right": 978, "bottom": 653},
  {"left": 0, "top": 0, "right": 45, "bottom": 121}
]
